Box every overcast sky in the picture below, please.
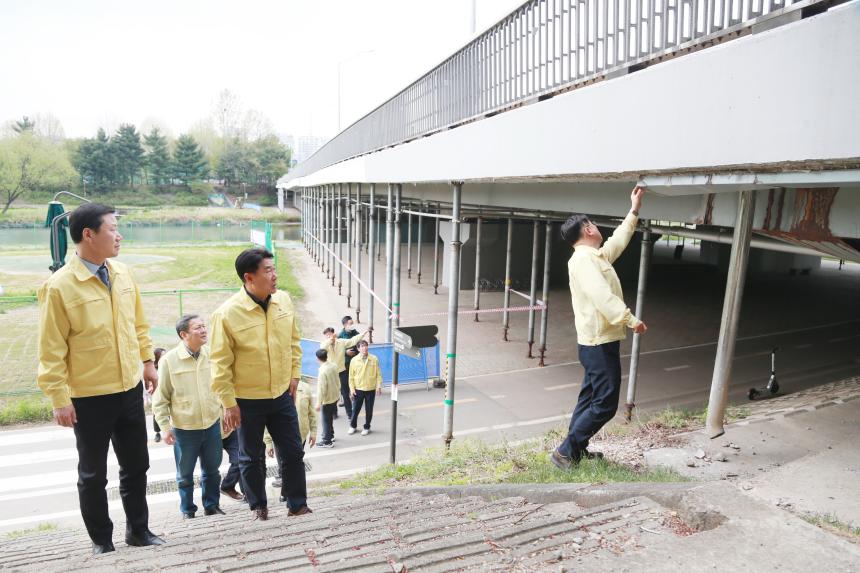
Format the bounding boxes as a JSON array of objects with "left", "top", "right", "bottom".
[{"left": 0, "top": 0, "right": 523, "bottom": 140}]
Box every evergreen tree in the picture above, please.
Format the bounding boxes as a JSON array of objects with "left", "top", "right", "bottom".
[
  {"left": 143, "top": 127, "right": 171, "bottom": 186},
  {"left": 12, "top": 116, "right": 35, "bottom": 134},
  {"left": 111, "top": 124, "right": 145, "bottom": 186},
  {"left": 74, "top": 129, "right": 116, "bottom": 188},
  {"left": 172, "top": 134, "right": 207, "bottom": 185}
]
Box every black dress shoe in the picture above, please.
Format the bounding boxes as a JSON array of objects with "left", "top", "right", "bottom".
[
  {"left": 183, "top": 512, "right": 195, "bottom": 519},
  {"left": 125, "top": 529, "right": 166, "bottom": 547},
  {"left": 204, "top": 506, "right": 225, "bottom": 516},
  {"left": 92, "top": 541, "right": 116, "bottom": 555}
]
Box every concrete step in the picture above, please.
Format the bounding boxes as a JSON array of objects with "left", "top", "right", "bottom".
[
  {"left": 0, "top": 489, "right": 686, "bottom": 572},
  {"left": 2, "top": 482, "right": 858, "bottom": 572}
]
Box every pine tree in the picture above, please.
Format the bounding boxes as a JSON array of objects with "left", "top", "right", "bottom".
[
  {"left": 143, "top": 127, "right": 171, "bottom": 186},
  {"left": 12, "top": 116, "right": 35, "bottom": 134},
  {"left": 172, "top": 134, "right": 208, "bottom": 186},
  {"left": 111, "top": 124, "right": 145, "bottom": 186}
]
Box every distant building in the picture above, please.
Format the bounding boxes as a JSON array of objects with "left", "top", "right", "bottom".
[{"left": 279, "top": 134, "right": 328, "bottom": 168}]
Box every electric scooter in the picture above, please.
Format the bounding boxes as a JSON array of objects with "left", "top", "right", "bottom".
[{"left": 749, "top": 347, "right": 780, "bottom": 400}]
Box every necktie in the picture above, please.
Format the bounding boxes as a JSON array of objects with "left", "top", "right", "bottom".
[{"left": 97, "top": 265, "right": 111, "bottom": 290}]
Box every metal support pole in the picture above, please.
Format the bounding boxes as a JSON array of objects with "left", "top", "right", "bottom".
[
  {"left": 433, "top": 204, "right": 441, "bottom": 295},
  {"left": 625, "top": 227, "right": 653, "bottom": 421},
  {"left": 337, "top": 184, "right": 343, "bottom": 294},
  {"left": 385, "top": 184, "right": 395, "bottom": 342},
  {"left": 368, "top": 184, "right": 376, "bottom": 342},
  {"left": 316, "top": 188, "right": 321, "bottom": 265},
  {"left": 393, "top": 185, "right": 402, "bottom": 333},
  {"left": 329, "top": 185, "right": 335, "bottom": 283},
  {"left": 389, "top": 352, "right": 399, "bottom": 464},
  {"left": 355, "top": 184, "right": 363, "bottom": 323},
  {"left": 526, "top": 221, "right": 540, "bottom": 358},
  {"left": 346, "top": 183, "right": 353, "bottom": 307},
  {"left": 324, "top": 186, "right": 330, "bottom": 278},
  {"left": 442, "top": 182, "right": 463, "bottom": 448},
  {"left": 377, "top": 205, "right": 382, "bottom": 262},
  {"left": 407, "top": 205, "right": 413, "bottom": 279},
  {"left": 313, "top": 188, "right": 318, "bottom": 263},
  {"left": 502, "top": 218, "right": 513, "bottom": 341},
  {"left": 473, "top": 217, "right": 482, "bottom": 321},
  {"left": 538, "top": 221, "right": 552, "bottom": 367},
  {"left": 417, "top": 207, "right": 424, "bottom": 284},
  {"left": 330, "top": 185, "right": 336, "bottom": 286},
  {"left": 706, "top": 190, "right": 757, "bottom": 438}
]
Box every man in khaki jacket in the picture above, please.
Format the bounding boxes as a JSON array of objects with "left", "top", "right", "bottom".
[
  {"left": 152, "top": 314, "right": 224, "bottom": 519},
  {"left": 552, "top": 187, "right": 648, "bottom": 470},
  {"left": 210, "top": 248, "right": 310, "bottom": 521},
  {"left": 320, "top": 325, "right": 366, "bottom": 418},
  {"left": 347, "top": 340, "right": 383, "bottom": 436},
  {"left": 37, "top": 203, "right": 164, "bottom": 554}
]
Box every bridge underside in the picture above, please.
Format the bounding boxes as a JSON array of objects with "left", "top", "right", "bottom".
[{"left": 281, "top": 1, "right": 860, "bottom": 440}]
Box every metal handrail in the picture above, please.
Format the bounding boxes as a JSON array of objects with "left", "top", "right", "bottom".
[{"left": 285, "top": 0, "right": 827, "bottom": 182}]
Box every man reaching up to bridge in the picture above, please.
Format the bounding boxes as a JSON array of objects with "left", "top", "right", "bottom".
[{"left": 552, "top": 186, "right": 648, "bottom": 469}]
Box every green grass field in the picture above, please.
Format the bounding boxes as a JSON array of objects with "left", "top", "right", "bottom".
[{"left": 0, "top": 244, "right": 303, "bottom": 405}]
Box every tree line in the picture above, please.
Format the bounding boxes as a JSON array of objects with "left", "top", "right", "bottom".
[{"left": 0, "top": 91, "right": 294, "bottom": 214}]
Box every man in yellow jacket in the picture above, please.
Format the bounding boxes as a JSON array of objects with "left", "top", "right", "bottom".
[
  {"left": 37, "top": 203, "right": 164, "bottom": 554},
  {"left": 552, "top": 187, "right": 649, "bottom": 470},
  {"left": 209, "top": 247, "right": 310, "bottom": 521},
  {"left": 315, "top": 348, "right": 340, "bottom": 447},
  {"left": 152, "top": 314, "right": 224, "bottom": 519},
  {"left": 320, "top": 325, "right": 366, "bottom": 418},
  {"left": 348, "top": 340, "right": 383, "bottom": 436}
]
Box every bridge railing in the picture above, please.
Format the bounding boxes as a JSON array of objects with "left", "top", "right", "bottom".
[{"left": 286, "top": 0, "right": 822, "bottom": 181}]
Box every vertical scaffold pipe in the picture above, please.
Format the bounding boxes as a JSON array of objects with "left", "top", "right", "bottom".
[{"left": 442, "top": 182, "right": 463, "bottom": 449}]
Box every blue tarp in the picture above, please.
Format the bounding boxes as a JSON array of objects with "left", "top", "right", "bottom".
[{"left": 300, "top": 339, "right": 440, "bottom": 386}]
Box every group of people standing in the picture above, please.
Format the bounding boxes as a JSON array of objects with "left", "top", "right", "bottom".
[
  {"left": 37, "top": 186, "right": 648, "bottom": 556},
  {"left": 37, "top": 204, "right": 314, "bottom": 554}
]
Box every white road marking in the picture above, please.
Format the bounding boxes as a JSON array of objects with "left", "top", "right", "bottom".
[
  {"left": 794, "top": 344, "right": 813, "bottom": 349},
  {"left": 828, "top": 334, "right": 860, "bottom": 343},
  {"left": 544, "top": 383, "right": 578, "bottom": 391},
  {"left": 664, "top": 365, "right": 690, "bottom": 372},
  {"left": 490, "top": 395, "right": 506, "bottom": 399}
]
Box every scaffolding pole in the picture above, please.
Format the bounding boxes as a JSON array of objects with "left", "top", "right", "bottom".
[
  {"left": 502, "top": 218, "right": 513, "bottom": 341},
  {"left": 433, "top": 203, "right": 441, "bottom": 295},
  {"left": 625, "top": 227, "right": 653, "bottom": 421},
  {"left": 417, "top": 206, "right": 424, "bottom": 284},
  {"left": 385, "top": 184, "right": 395, "bottom": 342},
  {"left": 355, "top": 184, "right": 363, "bottom": 323},
  {"left": 473, "top": 217, "right": 482, "bottom": 321},
  {"left": 527, "top": 221, "right": 539, "bottom": 358},
  {"left": 368, "top": 184, "right": 376, "bottom": 342},
  {"left": 393, "top": 185, "right": 402, "bottom": 333},
  {"left": 407, "top": 203, "right": 413, "bottom": 279},
  {"left": 442, "top": 182, "right": 463, "bottom": 448},
  {"left": 706, "top": 190, "right": 757, "bottom": 438},
  {"left": 538, "top": 221, "right": 553, "bottom": 366}
]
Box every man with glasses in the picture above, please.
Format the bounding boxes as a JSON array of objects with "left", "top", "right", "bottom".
[
  {"left": 552, "top": 186, "right": 649, "bottom": 470},
  {"left": 152, "top": 315, "right": 224, "bottom": 519}
]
